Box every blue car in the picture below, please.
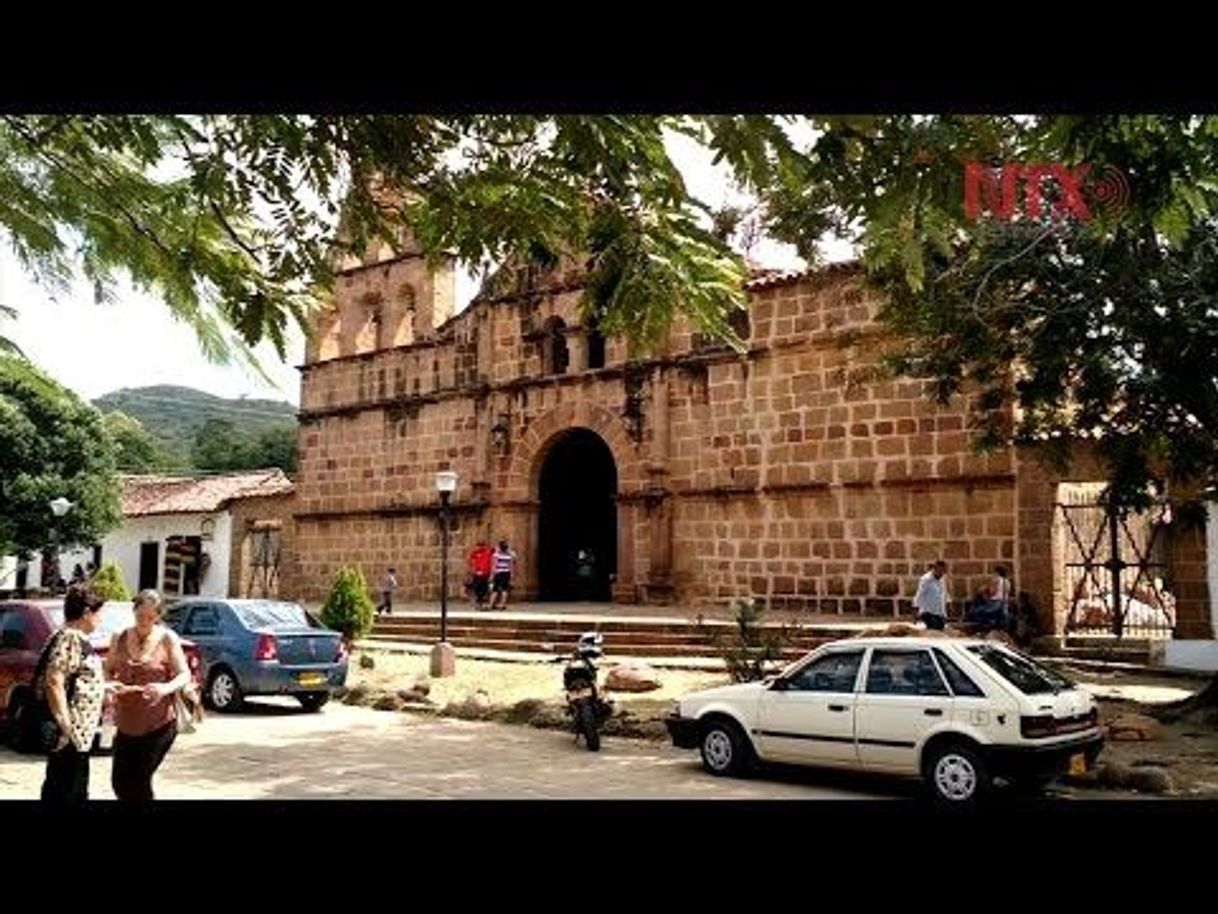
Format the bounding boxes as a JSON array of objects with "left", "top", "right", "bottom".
[{"left": 165, "top": 599, "right": 348, "bottom": 713}]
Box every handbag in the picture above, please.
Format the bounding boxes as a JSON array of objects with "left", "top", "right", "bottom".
[
  {"left": 173, "top": 685, "right": 204, "bottom": 734},
  {"left": 25, "top": 630, "right": 80, "bottom": 754}
]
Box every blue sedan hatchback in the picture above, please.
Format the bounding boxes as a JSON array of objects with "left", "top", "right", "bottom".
[{"left": 165, "top": 599, "right": 348, "bottom": 713}]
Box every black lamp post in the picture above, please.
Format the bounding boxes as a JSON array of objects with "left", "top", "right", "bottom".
[{"left": 430, "top": 471, "right": 458, "bottom": 676}]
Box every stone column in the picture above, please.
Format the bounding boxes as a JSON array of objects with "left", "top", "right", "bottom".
[
  {"left": 1167, "top": 513, "right": 1214, "bottom": 639},
  {"left": 645, "top": 368, "right": 675, "bottom": 602},
  {"left": 1015, "top": 450, "right": 1058, "bottom": 635}
]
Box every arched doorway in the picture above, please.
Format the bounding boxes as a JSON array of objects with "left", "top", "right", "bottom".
[{"left": 537, "top": 428, "right": 618, "bottom": 601}]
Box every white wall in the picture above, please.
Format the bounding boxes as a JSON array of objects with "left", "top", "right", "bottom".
[
  {"left": 100, "top": 511, "right": 233, "bottom": 599},
  {"left": 0, "top": 547, "right": 93, "bottom": 591}
]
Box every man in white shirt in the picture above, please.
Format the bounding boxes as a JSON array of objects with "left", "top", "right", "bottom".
[
  {"left": 377, "top": 568, "right": 398, "bottom": 616},
  {"left": 913, "top": 560, "right": 949, "bottom": 630}
]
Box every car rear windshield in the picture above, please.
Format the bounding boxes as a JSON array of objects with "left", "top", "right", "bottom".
[
  {"left": 233, "top": 602, "right": 317, "bottom": 631},
  {"left": 967, "top": 645, "right": 1076, "bottom": 695}
]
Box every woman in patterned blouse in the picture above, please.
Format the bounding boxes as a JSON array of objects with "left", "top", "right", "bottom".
[{"left": 39, "top": 585, "right": 107, "bottom": 805}]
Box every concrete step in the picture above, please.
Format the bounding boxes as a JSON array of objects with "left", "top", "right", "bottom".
[
  {"left": 367, "top": 631, "right": 822, "bottom": 658},
  {"left": 370, "top": 628, "right": 828, "bottom": 648}
]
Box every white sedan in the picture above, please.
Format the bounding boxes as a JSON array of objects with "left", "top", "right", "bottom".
[{"left": 666, "top": 636, "right": 1103, "bottom": 803}]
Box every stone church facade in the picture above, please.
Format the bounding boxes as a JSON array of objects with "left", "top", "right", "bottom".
[{"left": 283, "top": 239, "right": 1213, "bottom": 639}]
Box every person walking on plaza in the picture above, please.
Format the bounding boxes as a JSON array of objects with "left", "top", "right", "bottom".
[
  {"left": 38, "top": 585, "right": 107, "bottom": 805},
  {"left": 490, "top": 540, "right": 518, "bottom": 610},
  {"left": 105, "top": 589, "right": 194, "bottom": 802},
  {"left": 377, "top": 568, "right": 399, "bottom": 616},
  {"left": 913, "top": 560, "right": 949, "bottom": 631},
  {"left": 467, "top": 541, "right": 494, "bottom": 611}
]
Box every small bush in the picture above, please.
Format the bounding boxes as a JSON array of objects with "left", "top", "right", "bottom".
[
  {"left": 89, "top": 561, "right": 131, "bottom": 601},
  {"left": 708, "top": 597, "right": 791, "bottom": 683},
  {"left": 321, "top": 566, "right": 375, "bottom": 643}
]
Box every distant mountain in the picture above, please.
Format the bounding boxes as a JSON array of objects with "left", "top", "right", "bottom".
[{"left": 93, "top": 385, "right": 297, "bottom": 468}]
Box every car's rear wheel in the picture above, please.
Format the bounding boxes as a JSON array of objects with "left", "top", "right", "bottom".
[
  {"left": 924, "top": 741, "right": 991, "bottom": 805},
  {"left": 206, "top": 668, "right": 244, "bottom": 713},
  {"left": 699, "top": 718, "right": 752, "bottom": 778},
  {"left": 297, "top": 692, "right": 330, "bottom": 713}
]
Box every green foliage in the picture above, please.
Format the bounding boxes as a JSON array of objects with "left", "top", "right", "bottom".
[
  {"left": 103, "top": 410, "right": 173, "bottom": 472},
  {"left": 94, "top": 385, "right": 295, "bottom": 470},
  {"left": 0, "top": 115, "right": 768, "bottom": 366},
  {"left": 0, "top": 355, "right": 121, "bottom": 556},
  {"left": 782, "top": 114, "right": 1218, "bottom": 506},
  {"left": 191, "top": 417, "right": 297, "bottom": 473},
  {"left": 708, "top": 598, "right": 792, "bottom": 684},
  {"left": 320, "top": 566, "right": 375, "bottom": 643},
  {"left": 7, "top": 114, "right": 1218, "bottom": 503},
  {"left": 89, "top": 560, "right": 131, "bottom": 601}
]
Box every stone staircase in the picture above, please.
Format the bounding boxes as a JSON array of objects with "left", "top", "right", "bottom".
[{"left": 368, "top": 611, "right": 869, "bottom": 660}]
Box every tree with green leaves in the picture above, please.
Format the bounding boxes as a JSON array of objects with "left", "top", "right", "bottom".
[
  {"left": 103, "top": 409, "right": 175, "bottom": 472},
  {"left": 89, "top": 560, "right": 131, "bottom": 601},
  {"left": 5, "top": 114, "right": 1218, "bottom": 507},
  {"left": 762, "top": 115, "right": 1218, "bottom": 510},
  {"left": 320, "top": 566, "right": 375, "bottom": 644},
  {"left": 191, "top": 417, "right": 296, "bottom": 473},
  {"left": 0, "top": 354, "right": 121, "bottom": 557}
]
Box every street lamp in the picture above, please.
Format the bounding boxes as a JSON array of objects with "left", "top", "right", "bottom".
[
  {"left": 430, "top": 470, "right": 459, "bottom": 677},
  {"left": 47, "top": 498, "right": 73, "bottom": 594}
]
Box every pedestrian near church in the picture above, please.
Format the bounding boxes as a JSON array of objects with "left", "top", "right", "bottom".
[
  {"left": 377, "top": 568, "right": 398, "bottom": 616},
  {"left": 104, "top": 589, "right": 194, "bottom": 802},
  {"left": 38, "top": 585, "right": 107, "bottom": 805},
  {"left": 490, "top": 540, "right": 518, "bottom": 610},
  {"left": 913, "top": 560, "right": 949, "bottom": 631}
]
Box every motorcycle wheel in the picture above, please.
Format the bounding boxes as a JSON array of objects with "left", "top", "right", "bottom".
[{"left": 576, "top": 701, "right": 601, "bottom": 752}]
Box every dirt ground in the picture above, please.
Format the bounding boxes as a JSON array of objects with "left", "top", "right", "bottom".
[
  {"left": 1051, "top": 663, "right": 1218, "bottom": 797},
  {"left": 344, "top": 651, "right": 728, "bottom": 738},
  {"left": 345, "top": 648, "right": 1218, "bottom": 796}
]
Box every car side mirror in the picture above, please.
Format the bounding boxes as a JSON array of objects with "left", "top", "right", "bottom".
[{"left": 769, "top": 676, "right": 790, "bottom": 692}]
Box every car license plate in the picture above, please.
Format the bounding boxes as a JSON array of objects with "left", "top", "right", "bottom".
[
  {"left": 299, "top": 673, "right": 325, "bottom": 686},
  {"left": 1069, "top": 752, "right": 1088, "bottom": 775}
]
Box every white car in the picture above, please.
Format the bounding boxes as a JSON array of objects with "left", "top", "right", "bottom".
[{"left": 666, "top": 636, "right": 1103, "bottom": 803}]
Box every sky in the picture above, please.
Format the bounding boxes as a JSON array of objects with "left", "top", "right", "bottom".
[{"left": 0, "top": 125, "right": 854, "bottom": 408}]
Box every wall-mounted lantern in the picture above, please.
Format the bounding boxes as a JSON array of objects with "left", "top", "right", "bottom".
[{"left": 491, "top": 413, "right": 511, "bottom": 455}]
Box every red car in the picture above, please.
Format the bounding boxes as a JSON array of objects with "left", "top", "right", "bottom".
[{"left": 0, "top": 599, "right": 204, "bottom": 754}]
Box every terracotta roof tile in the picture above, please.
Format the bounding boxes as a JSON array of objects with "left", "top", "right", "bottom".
[{"left": 120, "top": 469, "right": 294, "bottom": 517}]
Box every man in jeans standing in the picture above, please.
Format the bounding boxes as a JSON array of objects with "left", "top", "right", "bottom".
[{"left": 913, "top": 560, "right": 949, "bottom": 630}]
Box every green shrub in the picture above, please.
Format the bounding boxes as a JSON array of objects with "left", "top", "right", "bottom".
[
  {"left": 321, "top": 566, "right": 375, "bottom": 643},
  {"left": 709, "top": 597, "right": 791, "bottom": 683},
  {"left": 89, "top": 561, "right": 131, "bottom": 601}
]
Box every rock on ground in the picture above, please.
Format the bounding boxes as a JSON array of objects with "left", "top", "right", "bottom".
[{"left": 604, "top": 663, "right": 663, "bottom": 692}]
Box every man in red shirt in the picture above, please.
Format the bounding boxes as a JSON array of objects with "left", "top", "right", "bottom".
[{"left": 467, "top": 541, "right": 494, "bottom": 611}]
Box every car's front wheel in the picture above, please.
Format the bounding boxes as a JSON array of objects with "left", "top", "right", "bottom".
[
  {"left": 924, "top": 741, "right": 991, "bottom": 805},
  {"left": 297, "top": 692, "right": 330, "bottom": 713},
  {"left": 699, "top": 718, "right": 753, "bottom": 778},
  {"left": 206, "top": 668, "right": 244, "bottom": 713}
]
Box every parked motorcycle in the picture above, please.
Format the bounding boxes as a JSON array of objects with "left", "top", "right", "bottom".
[{"left": 558, "top": 631, "right": 614, "bottom": 751}]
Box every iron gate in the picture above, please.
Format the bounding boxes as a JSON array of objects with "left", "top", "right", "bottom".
[
  {"left": 1058, "top": 487, "right": 1175, "bottom": 638},
  {"left": 245, "top": 525, "right": 281, "bottom": 598}
]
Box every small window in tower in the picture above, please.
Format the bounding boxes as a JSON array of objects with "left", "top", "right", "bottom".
[
  {"left": 587, "top": 325, "right": 606, "bottom": 370},
  {"left": 543, "top": 317, "right": 569, "bottom": 375}
]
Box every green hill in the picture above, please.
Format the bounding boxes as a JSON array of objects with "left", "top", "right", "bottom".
[{"left": 93, "top": 385, "right": 297, "bottom": 468}]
